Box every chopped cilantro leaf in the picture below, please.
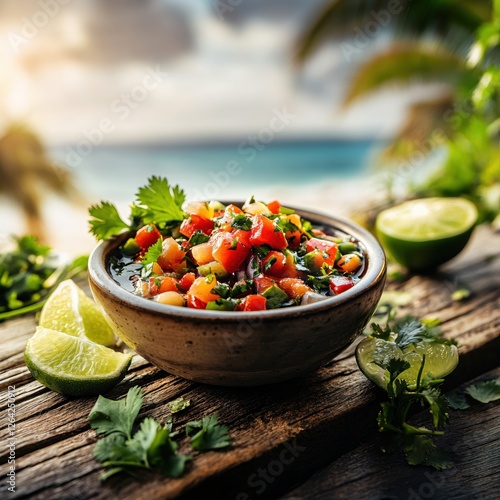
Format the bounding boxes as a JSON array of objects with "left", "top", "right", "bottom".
[
  {"left": 231, "top": 214, "right": 253, "bottom": 231},
  {"left": 89, "top": 202, "right": 130, "bottom": 240},
  {"left": 186, "top": 414, "right": 232, "bottom": 451},
  {"left": 254, "top": 245, "right": 271, "bottom": 258},
  {"left": 188, "top": 231, "right": 210, "bottom": 246},
  {"left": 141, "top": 239, "right": 163, "bottom": 266},
  {"left": 167, "top": 398, "right": 191, "bottom": 414},
  {"left": 465, "top": 378, "right": 500, "bottom": 404}
]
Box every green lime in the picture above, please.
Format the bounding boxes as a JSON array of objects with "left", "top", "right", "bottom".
[
  {"left": 25, "top": 327, "right": 132, "bottom": 397},
  {"left": 39, "top": 279, "right": 115, "bottom": 346},
  {"left": 376, "top": 197, "right": 478, "bottom": 270},
  {"left": 356, "top": 335, "right": 458, "bottom": 390}
]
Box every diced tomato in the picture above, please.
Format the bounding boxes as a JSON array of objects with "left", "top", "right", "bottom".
[
  {"left": 226, "top": 204, "right": 243, "bottom": 215},
  {"left": 186, "top": 293, "right": 207, "bottom": 309},
  {"left": 178, "top": 272, "right": 195, "bottom": 292},
  {"left": 191, "top": 242, "right": 214, "bottom": 265},
  {"left": 237, "top": 294, "right": 267, "bottom": 311},
  {"left": 159, "top": 277, "right": 180, "bottom": 293},
  {"left": 253, "top": 276, "right": 277, "bottom": 294},
  {"left": 329, "top": 275, "right": 355, "bottom": 295},
  {"left": 249, "top": 215, "right": 288, "bottom": 250},
  {"left": 148, "top": 277, "right": 179, "bottom": 296},
  {"left": 135, "top": 224, "right": 162, "bottom": 250},
  {"left": 188, "top": 276, "right": 220, "bottom": 303},
  {"left": 211, "top": 232, "right": 251, "bottom": 274},
  {"left": 337, "top": 253, "right": 362, "bottom": 273},
  {"left": 179, "top": 215, "right": 214, "bottom": 238},
  {"left": 306, "top": 238, "right": 337, "bottom": 266},
  {"left": 279, "top": 278, "right": 311, "bottom": 299},
  {"left": 157, "top": 238, "right": 187, "bottom": 273},
  {"left": 233, "top": 228, "right": 252, "bottom": 248},
  {"left": 262, "top": 251, "right": 287, "bottom": 277},
  {"left": 267, "top": 200, "right": 281, "bottom": 215}
]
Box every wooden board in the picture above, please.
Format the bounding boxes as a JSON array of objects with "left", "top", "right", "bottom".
[{"left": 0, "top": 226, "right": 499, "bottom": 499}]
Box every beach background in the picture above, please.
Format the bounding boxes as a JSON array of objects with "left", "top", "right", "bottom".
[{"left": 0, "top": 0, "right": 442, "bottom": 254}]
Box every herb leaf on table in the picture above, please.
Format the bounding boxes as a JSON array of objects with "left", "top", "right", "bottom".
[
  {"left": 186, "top": 414, "right": 233, "bottom": 451},
  {"left": 89, "top": 387, "right": 232, "bottom": 481}
]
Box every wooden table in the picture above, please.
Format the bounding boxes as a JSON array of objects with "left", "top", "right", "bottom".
[{"left": 1, "top": 226, "right": 499, "bottom": 500}]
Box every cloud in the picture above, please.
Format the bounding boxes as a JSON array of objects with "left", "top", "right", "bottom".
[{"left": 81, "top": 0, "right": 193, "bottom": 65}]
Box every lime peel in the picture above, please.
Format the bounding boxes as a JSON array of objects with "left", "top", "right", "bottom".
[
  {"left": 25, "top": 327, "right": 131, "bottom": 397},
  {"left": 376, "top": 197, "right": 478, "bottom": 270}
]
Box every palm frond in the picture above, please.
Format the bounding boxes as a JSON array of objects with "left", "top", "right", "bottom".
[
  {"left": 295, "top": 0, "right": 492, "bottom": 64},
  {"left": 382, "top": 96, "right": 455, "bottom": 160},
  {"left": 343, "top": 45, "right": 470, "bottom": 106}
]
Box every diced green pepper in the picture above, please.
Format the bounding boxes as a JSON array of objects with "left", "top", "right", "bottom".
[
  {"left": 338, "top": 242, "right": 358, "bottom": 254},
  {"left": 122, "top": 238, "right": 140, "bottom": 256},
  {"left": 206, "top": 298, "right": 237, "bottom": 311},
  {"left": 262, "top": 285, "right": 289, "bottom": 309},
  {"left": 197, "top": 262, "right": 229, "bottom": 279}
]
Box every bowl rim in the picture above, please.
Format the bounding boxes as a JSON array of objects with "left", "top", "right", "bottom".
[{"left": 88, "top": 204, "right": 386, "bottom": 321}]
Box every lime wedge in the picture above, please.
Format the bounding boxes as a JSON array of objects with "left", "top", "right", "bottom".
[
  {"left": 356, "top": 335, "right": 458, "bottom": 390},
  {"left": 39, "top": 279, "right": 115, "bottom": 346},
  {"left": 376, "top": 197, "right": 477, "bottom": 270},
  {"left": 25, "top": 327, "right": 132, "bottom": 397}
]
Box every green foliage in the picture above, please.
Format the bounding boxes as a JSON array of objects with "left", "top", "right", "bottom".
[
  {"left": 89, "top": 387, "right": 233, "bottom": 481},
  {"left": 377, "top": 354, "right": 453, "bottom": 470},
  {"left": 186, "top": 414, "right": 233, "bottom": 451},
  {"left": 0, "top": 236, "right": 88, "bottom": 321},
  {"left": 88, "top": 177, "right": 187, "bottom": 240}
]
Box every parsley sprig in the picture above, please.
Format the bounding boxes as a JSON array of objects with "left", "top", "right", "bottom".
[
  {"left": 88, "top": 177, "right": 187, "bottom": 240},
  {"left": 89, "top": 387, "right": 232, "bottom": 481}
]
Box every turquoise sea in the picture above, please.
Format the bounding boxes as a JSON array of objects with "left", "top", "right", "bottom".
[{"left": 52, "top": 139, "right": 379, "bottom": 201}]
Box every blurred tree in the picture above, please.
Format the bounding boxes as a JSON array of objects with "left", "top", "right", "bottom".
[
  {"left": 0, "top": 124, "right": 82, "bottom": 240},
  {"left": 297, "top": 0, "right": 499, "bottom": 223}
]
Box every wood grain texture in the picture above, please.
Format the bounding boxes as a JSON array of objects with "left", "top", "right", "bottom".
[{"left": 0, "top": 226, "right": 498, "bottom": 499}]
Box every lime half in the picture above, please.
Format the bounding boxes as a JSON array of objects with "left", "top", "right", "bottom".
[
  {"left": 376, "top": 197, "right": 478, "bottom": 270},
  {"left": 25, "top": 327, "right": 132, "bottom": 397},
  {"left": 39, "top": 279, "right": 115, "bottom": 346},
  {"left": 356, "top": 335, "right": 458, "bottom": 390}
]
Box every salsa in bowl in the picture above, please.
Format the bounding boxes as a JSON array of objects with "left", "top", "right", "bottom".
[
  {"left": 108, "top": 198, "right": 367, "bottom": 313},
  {"left": 88, "top": 178, "right": 386, "bottom": 385}
]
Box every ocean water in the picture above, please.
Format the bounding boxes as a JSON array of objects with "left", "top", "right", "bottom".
[{"left": 51, "top": 139, "right": 379, "bottom": 201}]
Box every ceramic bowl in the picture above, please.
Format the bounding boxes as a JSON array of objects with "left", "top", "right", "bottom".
[{"left": 88, "top": 206, "right": 386, "bottom": 386}]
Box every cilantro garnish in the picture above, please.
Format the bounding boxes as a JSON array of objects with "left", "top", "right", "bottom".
[
  {"left": 188, "top": 231, "right": 210, "bottom": 246},
  {"left": 136, "top": 176, "right": 186, "bottom": 225},
  {"left": 186, "top": 414, "right": 233, "bottom": 451},
  {"left": 89, "top": 387, "right": 233, "bottom": 481},
  {"left": 89, "top": 177, "right": 187, "bottom": 241},
  {"left": 141, "top": 239, "right": 163, "bottom": 266},
  {"left": 376, "top": 353, "right": 453, "bottom": 470},
  {"left": 231, "top": 214, "right": 253, "bottom": 231},
  {"left": 88, "top": 202, "right": 130, "bottom": 240},
  {"left": 465, "top": 379, "right": 500, "bottom": 403}
]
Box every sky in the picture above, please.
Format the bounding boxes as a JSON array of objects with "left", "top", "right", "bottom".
[{"left": 0, "top": 0, "right": 439, "bottom": 146}]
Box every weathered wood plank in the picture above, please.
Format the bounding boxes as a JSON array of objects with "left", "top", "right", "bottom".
[
  {"left": 281, "top": 368, "right": 500, "bottom": 500},
  {"left": 1, "top": 226, "right": 499, "bottom": 499}
]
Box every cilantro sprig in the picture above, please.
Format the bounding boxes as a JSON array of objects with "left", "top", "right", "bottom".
[
  {"left": 88, "top": 177, "right": 187, "bottom": 241},
  {"left": 89, "top": 387, "right": 232, "bottom": 481},
  {"left": 375, "top": 354, "right": 453, "bottom": 470}
]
